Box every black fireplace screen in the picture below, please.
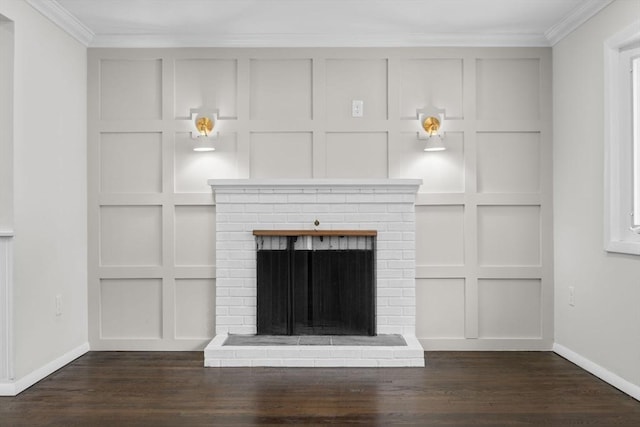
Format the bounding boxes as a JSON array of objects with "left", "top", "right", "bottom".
[{"left": 256, "top": 235, "right": 375, "bottom": 336}]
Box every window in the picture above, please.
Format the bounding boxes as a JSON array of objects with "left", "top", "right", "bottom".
[{"left": 604, "top": 22, "right": 640, "bottom": 255}]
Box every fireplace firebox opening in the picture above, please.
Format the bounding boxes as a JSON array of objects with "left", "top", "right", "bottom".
[{"left": 255, "top": 230, "right": 376, "bottom": 336}]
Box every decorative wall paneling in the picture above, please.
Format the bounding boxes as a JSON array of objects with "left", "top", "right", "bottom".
[{"left": 88, "top": 48, "right": 552, "bottom": 350}]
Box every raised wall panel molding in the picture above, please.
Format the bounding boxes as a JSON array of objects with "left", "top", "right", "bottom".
[
  {"left": 26, "top": 0, "right": 93, "bottom": 46},
  {"left": 545, "top": 0, "right": 615, "bottom": 46},
  {"left": 89, "top": 48, "right": 552, "bottom": 352}
]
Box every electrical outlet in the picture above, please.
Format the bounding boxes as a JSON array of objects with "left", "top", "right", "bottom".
[
  {"left": 568, "top": 286, "right": 575, "bottom": 307},
  {"left": 55, "top": 295, "right": 62, "bottom": 316}
]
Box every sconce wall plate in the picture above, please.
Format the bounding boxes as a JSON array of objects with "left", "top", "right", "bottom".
[
  {"left": 190, "top": 108, "right": 219, "bottom": 152},
  {"left": 190, "top": 108, "right": 219, "bottom": 140},
  {"left": 417, "top": 106, "right": 447, "bottom": 151}
]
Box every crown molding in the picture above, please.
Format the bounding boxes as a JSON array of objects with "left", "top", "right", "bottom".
[
  {"left": 88, "top": 32, "right": 550, "bottom": 48},
  {"left": 26, "top": 0, "right": 93, "bottom": 46},
  {"left": 30, "top": 0, "right": 609, "bottom": 49},
  {"left": 545, "top": 0, "right": 614, "bottom": 46}
]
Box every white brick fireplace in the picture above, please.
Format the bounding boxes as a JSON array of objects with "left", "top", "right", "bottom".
[{"left": 204, "top": 179, "right": 425, "bottom": 367}]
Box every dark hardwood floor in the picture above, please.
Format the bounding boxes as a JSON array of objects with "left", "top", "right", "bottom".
[{"left": 1, "top": 351, "right": 639, "bottom": 426}]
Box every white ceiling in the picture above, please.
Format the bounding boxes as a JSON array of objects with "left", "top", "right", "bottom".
[{"left": 27, "top": 0, "right": 615, "bottom": 48}]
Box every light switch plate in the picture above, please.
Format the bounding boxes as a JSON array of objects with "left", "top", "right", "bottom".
[{"left": 352, "top": 100, "right": 363, "bottom": 117}]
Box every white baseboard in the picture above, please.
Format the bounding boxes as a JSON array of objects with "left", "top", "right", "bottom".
[
  {"left": 0, "top": 342, "right": 89, "bottom": 396},
  {"left": 553, "top": 343, "right": 640, "bottom": 401},
  {"left": 0, "top": 382, "right": 14, "bottom": 395}
]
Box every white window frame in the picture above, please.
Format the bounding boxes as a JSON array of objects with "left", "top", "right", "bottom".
[{"left": 604, "top": 21, "right": 640, "bottom": 255}]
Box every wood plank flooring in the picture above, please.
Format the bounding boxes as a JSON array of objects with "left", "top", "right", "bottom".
[{"left": 1, "top": 351, "right": 639, "bottom": 426}]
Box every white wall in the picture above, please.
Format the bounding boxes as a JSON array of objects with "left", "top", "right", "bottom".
[
  {"left": 0, "top": 0, "right": 88, "bottom": 384},
  {"left": 89, "top": 47, "right": 553, "bottom": 351},
  {"left": 554, "top": 0, "right": 640, "bottom": 389}
]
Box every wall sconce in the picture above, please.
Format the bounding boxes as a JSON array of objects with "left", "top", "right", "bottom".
[
  {"left": 417, "top": 106, "right": 446, "bottom": 152},
  {"left": 190, "top": 108, "right": 218, "bottom": 152}
]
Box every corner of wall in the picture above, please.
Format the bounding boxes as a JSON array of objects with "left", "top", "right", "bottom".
[
  {"left": 0, "top": 342, "right": 89, "bottom": 396},
  {"left": 554, "top": 343, "right": 640, "bottom": 401}
]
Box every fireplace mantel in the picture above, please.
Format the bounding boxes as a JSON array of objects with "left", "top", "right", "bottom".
[
  {"left": 208, "top": 178, "right": 423, "bottom": 192},
  {"left": 253, "top": 229, "right": 377, "bottom": 237}
]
